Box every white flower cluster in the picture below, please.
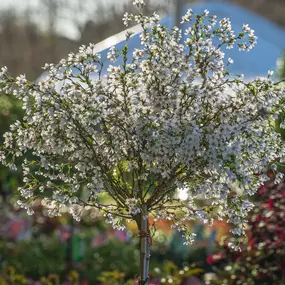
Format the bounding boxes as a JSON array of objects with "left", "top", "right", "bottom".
[
  {"left": 181, "top": 9, "right": 193, "bottom": 23},
  {"left": 0, "top": 4, "right": 284, "bottom": 243},
  {"left": 133, "top": 0, "right": 145, "bottom": 7},
  {"left": 228, "top": 242, "right": 242, "bottom": 252},
  {"left": 107, "top": 46, "right": 118, "bottom": 63},
  {"left": 125, "top": 198, "right": 141, "bottom": 215}
]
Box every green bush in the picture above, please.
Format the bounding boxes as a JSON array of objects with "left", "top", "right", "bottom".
[
  {"left": 0, "top": 236, "right": 65, "bottom": 279},
  {"left": 83, "top": 239, "right": 139, "bottom": 283}
]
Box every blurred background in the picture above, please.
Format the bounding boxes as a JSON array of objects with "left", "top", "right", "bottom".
[{"left": 0, "top": 0, "right": 285, "bottom": 284}]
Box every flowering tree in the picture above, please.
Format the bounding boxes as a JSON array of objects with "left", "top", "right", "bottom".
[{"left": 0, "top": 1, "right": 285, "bottom": 284}]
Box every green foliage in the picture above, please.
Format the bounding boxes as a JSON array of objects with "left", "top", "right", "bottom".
[
  {"left": 0, "top": 236, "right": 66, "bottom": 279},
  {"left": 0, "top": 232, "right": 139, "bottom": 283},
  {"left": 0, "top": 267, "right": 27, "bottom": 285},
  {"left": 0, "top": 91, "right": 23, "bottom": 201},
  {"left": 0, "top": 94, "right": 23, "bottom": 135},
  {"left": 83, "top": 239, "right": 140, "bottom": 283},
  {"left": 39, "top": 271, "right": 79, "bottom": 285},
  {"left": 96, "top": 262, "right": 204, "bottom": 285},
  {"left": 152, "top": 261, "right": 204, "bottom": 285},
  {"left": 97, "top": 270, "right": 126, "bottom": 285},
  {"left": 0, "top": 267, "right": 81, "bottom": 285},
  {"left": 0, "top": 227, "right": 210, "bottom": 284}
]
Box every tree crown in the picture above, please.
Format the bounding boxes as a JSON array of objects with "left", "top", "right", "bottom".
[{"left": 0, "top": 0, "right": 284, "bottom": 246}]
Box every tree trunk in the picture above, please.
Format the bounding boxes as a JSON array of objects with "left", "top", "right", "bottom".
[{"left": 136, "top": 204, "right": 151, "bottom": 285}]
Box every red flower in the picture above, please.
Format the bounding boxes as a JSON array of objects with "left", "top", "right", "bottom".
[
  {"left": 207, "top": 252, "right": 223, "bottom": 265},
  {"left": 258, "top": 184, "right": 268, "bottom": 195},
  {"left": 255, "top": 214, "right": 261, "bottom": 222},
  {"left": 266, "top": 199, "right": 273, "bottom": 209},
  {"left": 249, "top": 237, "right": 255, "bottom": 249}
]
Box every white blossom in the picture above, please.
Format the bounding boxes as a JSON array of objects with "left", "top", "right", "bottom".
[
  {"left": 126, "top": 198, "right": 141, "bottom": 215},
  {"left": 133, "top": 0, "right": 145, "bottom": 7},
  {"left": 228, "top": 242, "right": 242, "bottom": 252},
  {"left": 181, "top": 9, "right": 193, "bottom": 23},
  {"left": 228, "top": 58, "right": 234, "bottom": 65},
  {"left": 107, "top": 46, "right": 118, "bottom": 62},
  {"left": 0, "top": 7, "right": 284, "bottom": 245}
]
